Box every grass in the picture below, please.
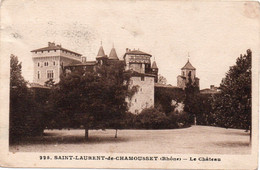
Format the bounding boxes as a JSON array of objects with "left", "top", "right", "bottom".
[{"left": 10, "top": 125, "right": 250, "bottom": 154}]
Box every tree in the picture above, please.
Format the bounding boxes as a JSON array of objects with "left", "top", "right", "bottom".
[
  {"left": 49, "top": 61, "right": 136, "bottom": 139},
  {"left": 44, "top": 78, "right": 55, "bottom": 87},
  {"left": 183, "top": 71, "right": 200, "bottom": 125},
  {"left": 157, "top": 74, "right": 167, "bottom": 85},
  {"left": 10, "top": 55, "right": 43, "bottom": 142},
  {"left": 212, "top": 49, "right": 251, "bottom": 130}
]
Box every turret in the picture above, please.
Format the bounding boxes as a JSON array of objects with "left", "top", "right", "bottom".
[
  {"left": 151, "top": 61, "right": 158, "bottom": 82},
  {"left": 108, "top": 46, "right": 119, "bottom": 60},
  {"left": 96, "top": 42, "right": 108, "bottom": 65}
]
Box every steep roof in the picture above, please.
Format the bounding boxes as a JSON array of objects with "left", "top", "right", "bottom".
[
  {"left": 97, "top": 46, "right": 106, "bottom": 58},
  {"left": 31, "top": 43, "right": 81, "bottom": 56},
  {"left": 181, "top": 60, "right": 196, "bottom": 70},
  {"left": 151, "top": 61, "right": 158, "bottom": 69},
  {"left": 108, "top": 47, "right": 119, "bottom": 60}
]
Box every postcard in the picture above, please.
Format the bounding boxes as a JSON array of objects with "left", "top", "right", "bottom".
[{"left": 0, "top": 0, "right": 259, "bottom": 169}]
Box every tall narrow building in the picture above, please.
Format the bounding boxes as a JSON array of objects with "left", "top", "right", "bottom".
[
  {"left": 124, "top": 48, "right": 155, "bottom": 114},
  {"left": 151, "top": 61, "right": 159, "bottom": 83},
  {"left": 177, "top": 59, "right": 200, "bottom": 89}
]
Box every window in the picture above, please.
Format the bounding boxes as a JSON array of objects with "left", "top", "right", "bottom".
[
  {"left": 54, "top": 50, "right": 56, "bottom": 52},
  {"left": 135, "top": 99, "right": 137, "bottom": 102},
  {"left": 47, "top": 70, "right": 54, "bottom": 79},
  {"left": 44, "top": 62, "right": 49, "bottom": 66},
  {"left": 53, "top": 61, "right": 55, "bottom": 66},
  {"left": 141, "top": 76, "right": 144, "bottom": 81},
  {"left": 37, "top": 71, "right": 40, "bottom": 79},
  {"left": 37, "top": 63, "right": 40, "bottom": 67}
]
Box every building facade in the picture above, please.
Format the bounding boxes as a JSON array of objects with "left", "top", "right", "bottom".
[
  {"left": 31, "top": 42, "right": 160, "bottom": 114},
  {"left": 31, "top": 42, "right": 82, "bottom": 85},
  {"left": 123, "top": 49, "right": 157, "bottom": 114}
]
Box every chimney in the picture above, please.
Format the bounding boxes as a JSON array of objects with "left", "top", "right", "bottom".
[
  {"left": 48, "top": 42, "right": 55, "bottom": 47},
  {"left": 210, "top": 85, "right": 214, "bottom": 90},
  {"left": 126, "top": 48, "right": 128, "bottom": 52}
]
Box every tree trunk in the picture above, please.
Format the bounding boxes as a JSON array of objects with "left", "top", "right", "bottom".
[
  {"left": 85, "top": 128, "right": 89, "bottom": 140},
  {"left": 250, "top": 125, "right": 252, "bottom": 146},
  {"left": 115, "top": 129, "right": 118, "bottom": 138}
]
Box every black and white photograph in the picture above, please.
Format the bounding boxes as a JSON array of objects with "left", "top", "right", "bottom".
[{"left": 0, "top": 0, "right": 259, "bottom": 169}]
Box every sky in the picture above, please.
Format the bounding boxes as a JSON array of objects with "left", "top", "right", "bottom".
[{"left": 1, "top": 0, "right": 260, "bottom": 89}]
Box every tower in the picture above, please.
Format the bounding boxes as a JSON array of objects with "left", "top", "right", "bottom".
[
  {"left": 31, "top": 42, "right": 82, "bottom": 85},
  {"left": 108, "top": 44, "right": 119, "bottom": 60},
  {"left": 177, "top": 59, "right": 200, "bottom": 89},
  {"left": 123, "top": 48, "right": 155, "bottom": 114},
  {"left": 96, "top": 42, "right": 108, "bottom": 65},
  {"left": 151, "top": 60, "right": 158, "bottom": 83}
]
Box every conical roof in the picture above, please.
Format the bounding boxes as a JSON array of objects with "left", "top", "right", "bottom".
[
  {"left": 151, "top": 61, "right": 158, "bottom": 69},
  {"left": 108, "top": 47, "right": 119, "bottom": 60},
  {"left": 181, "top": 60, "right": 196, "bottom": 70},
  {"left": 97, "top": 46, "right": 106, "bottom": 58}
]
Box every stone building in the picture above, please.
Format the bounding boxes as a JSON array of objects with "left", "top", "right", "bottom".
[
  {"left": 32, "top": 42, "right": 159, "bottom": 114},
  {"left": 123, "top": 49, "right": 157, "bottom": 114},
  {"left": 31, "top": 42, "right": 82, "bottom": 85},
  {"left": 177, "top": 59, "right": 200, "bottom": 90}
]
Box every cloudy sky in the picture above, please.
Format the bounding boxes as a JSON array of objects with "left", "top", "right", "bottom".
[{"left": 1, "top": 0, "right": 260, "bottom": 89}]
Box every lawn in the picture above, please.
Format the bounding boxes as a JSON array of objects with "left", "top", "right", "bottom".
[{"left": 10, "top": 125, "right": 250, "bottom": 154}]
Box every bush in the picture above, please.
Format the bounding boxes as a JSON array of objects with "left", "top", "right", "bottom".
[
  {"left": 135, "top": 108, "right": 169, "bottom": 129},
  {"left": 168, "top": 111, "right": 191, "bottom": 128}
]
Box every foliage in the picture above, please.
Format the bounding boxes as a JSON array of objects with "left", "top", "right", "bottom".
[
  {"left": 10, "top": 55, "right": 44, "bottom": 143},
  {"left": 157, "top": 74, "right": 167, "bottom": 85},
  {"left": 155, "top": 86, "right": 185, "bottom": 114},
  {"left": 183, "top": 71, "right": 200, "bottom": 124},
  {"left": 47, "top": 62, "right": 136, "bottom": 134},
  {"left": 167, "top": 111, "right": 191, "bottom": 128},
  {"left": 211, "top": 49, "right": 251, "bottom": 129},
  {"left": 135, "top": 108, "right": 169, "bottom": 129},
  {"left": 44, "top": 78, "right": 55, "bottom": 87}
]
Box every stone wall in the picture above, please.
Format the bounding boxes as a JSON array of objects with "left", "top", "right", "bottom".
[{"left": 127, "top": 76, "right": 154, "bottom": 114}]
